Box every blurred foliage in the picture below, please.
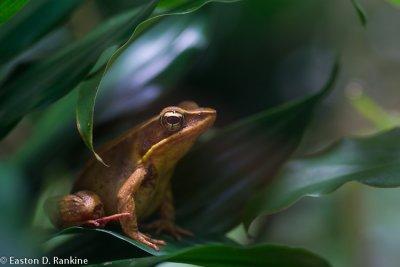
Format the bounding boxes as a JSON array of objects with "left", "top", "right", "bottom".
[
  {"left": 1, "top": 0, "right": 400, "bottom": 266},
  {"left": 0, "top": 0, "right": 29, "bottom": 24},
  {"left": 347, "top": 86, "right": 400, "bottom": 131},
  {"left": 387, "top": 0, "right": 400, "bottom": 6},
  {"left": 350, "top": 0, "right": 367, "bottom": 27}
]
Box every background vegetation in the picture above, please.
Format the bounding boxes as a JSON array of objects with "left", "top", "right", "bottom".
[{"left": 1, "top": 0, "right": 400, "bottom": 266}]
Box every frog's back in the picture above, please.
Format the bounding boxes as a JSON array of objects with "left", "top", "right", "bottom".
[{"left": 73, "top": 129, "right": 140, "bottom": 215}]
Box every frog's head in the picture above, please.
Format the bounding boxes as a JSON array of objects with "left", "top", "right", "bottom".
[{"left": 137, "top": 101, "right": 216, "bottom": 169}]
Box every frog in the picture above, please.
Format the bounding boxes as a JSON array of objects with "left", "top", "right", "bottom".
[{"left": 46, "top": 101, "right": 216, "bottom": 250}]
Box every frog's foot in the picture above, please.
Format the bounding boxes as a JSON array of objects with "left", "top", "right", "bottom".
[
  {"left": 131, "top": 232, "right": 166, "bottom": 251},
  {"left": 83, "top": 213, "right": 131, "bottom": 228},
  {"left": 143, "top": 220, "right": 194, "bottom": 240}
]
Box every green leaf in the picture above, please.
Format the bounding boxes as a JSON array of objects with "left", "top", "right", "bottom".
[
  {"left": 350, "top": 0, "right": 367, "bottom": 27},
  {"left": 76, "top": 71, "right": 109, "bottom": 165},
  {"left": 0, "top": 0, "right": 82, "bottom": 63},
  {"left": 0, "top": 1, "right": 158, "bottom": 139},
  {"left": 244, "top": 128, "right": 400, "bottom": 229},
  {"left": 54, "top": 227, "right": 168, "bottom": 256},
  {"left": 172, "top": 61, "right": 339, "bottom": 235},
  {"left": 47, "top": 227, "right": 235, "bottom": 259},
  {"left": 48, "top": 229, "right": 330, "bottom": 267},
  {"left": 77, "top": 0, "right": 240, "bottom": 162},
  {"left": 0, "top": 0, "right": 29, "bottom": 24},
  {"left": 87, "top": 243, "right": 331, "bottom": 267}
]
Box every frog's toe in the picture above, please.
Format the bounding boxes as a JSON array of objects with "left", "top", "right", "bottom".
[
  {"left": 166, "top": 225, "right": 193, "bottom": 240},
  {"left": 142, "top": 232, "right": 167, "bottom": 245},
  {"left": 172, "top": 226, "right": 194, "bottom": 238},
  {"left": 144, "top": 220, "right": 194, "bottom": 240},
  {"left": 134, "top": 232, "right": 166, "bottom": 250},
  {"left": 84, "top": 220, "right": 101, "bottom": 227}
]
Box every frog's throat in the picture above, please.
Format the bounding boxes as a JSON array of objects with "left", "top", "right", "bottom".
[{"left": 138, "top": 110, "right": 215, "bottom": 164}]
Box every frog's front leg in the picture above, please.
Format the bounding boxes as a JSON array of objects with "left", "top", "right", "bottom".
[
  {"left": 117, "top": 166, "right": 166, "bottom": 250},
  {"left": 143, "top": 183, "right": 193, "bottom": 240}
]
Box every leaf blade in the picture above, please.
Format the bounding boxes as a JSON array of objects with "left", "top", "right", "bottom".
[
  {"left": 244, "top": 128, "right": 400, "bottom": 228},
  {"left": 87, "top": 243, "right": 331, "bottom": 267}
]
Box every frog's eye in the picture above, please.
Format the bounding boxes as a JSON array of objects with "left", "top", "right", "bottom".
[{"left": 160, "top": 110, "right": 184, "bottom": 131}]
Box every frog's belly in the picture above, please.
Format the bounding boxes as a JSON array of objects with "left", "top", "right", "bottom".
[{"left": 135, "top": 183, "right": 167, "bottom": 221}]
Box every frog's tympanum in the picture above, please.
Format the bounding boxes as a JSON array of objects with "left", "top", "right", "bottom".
[{"left": 46, "top": 101, "right": 216, "bottom": 250}]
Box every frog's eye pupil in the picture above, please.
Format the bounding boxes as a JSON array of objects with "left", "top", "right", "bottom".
[
  {"left": 166, "top": 115, "right": 181, "bottom": 125},
  {"left": 161, "top": 111, "right": 184, "bottom": 131}
]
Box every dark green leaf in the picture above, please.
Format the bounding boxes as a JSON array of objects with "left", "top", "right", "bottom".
[
  {"left": 47, "top": 227, "right": 234, "bottom": 258},
  {"left": 0, "top": 1, "right": 158, "bottom": 139},
  {"left": 244, "top": 128, "right": 400, "bottom": 228},
  {"left": 0, "top": 0, "right": 29, "bottom": 24},
  {"left": 76, "top": 71, "right": 108, "bottom": 165},
  {"left": 77, "top": 0, "right": 240, "bottom": 162},
  {"left": 88, "top": 243, "right": 331, "bottom": 267},
  {"left": 0, "top": 0, "right": 82, "bottom": 63},
  {"left": 172, "top": 61, "right": 339, "bottom": 235},
  {"left": 350, "top": 0, "right": 367, "bottom": 27}
]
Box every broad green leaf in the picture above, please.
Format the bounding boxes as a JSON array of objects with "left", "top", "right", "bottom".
[
  {"left": 350, "top": 0, "right": 367, "bottom": 27},
  {"left": 0, "top": 0, "right": 82, "bottom": 63},
  {"left": 77, "top": 0, "right": 240, "bottom": 162},
  {"left": 244, "top": 128, "right": 400, "bottom": 228},
  {"left": 87, "top": 243, "right": 331, "bottom": 267},
  {"left": 171, "top": 61, "right": 339, "bottom": 235},
  {"left": 0, "top": 0, "right": 29, "bottom": 24},
  {"left": 48, "top": 227, "right": 230, "bottom": 257},
  {"left": 0, "top": 1, "right": 158, "bottom": 139},
  {"left": 76, "top": 72, "right": 108, "bottom": 165}
]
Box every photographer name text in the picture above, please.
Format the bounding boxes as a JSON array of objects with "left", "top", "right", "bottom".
[{"left": 0, "top": 256, "right": 88, "bottom": 265}]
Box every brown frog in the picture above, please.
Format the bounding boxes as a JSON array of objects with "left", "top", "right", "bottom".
[{"left": 46, "top": 101, "right": 216, "bottom": 250}]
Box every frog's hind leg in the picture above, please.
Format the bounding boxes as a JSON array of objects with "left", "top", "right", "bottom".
[
  {"left": 45, "top": 190, "right": 129, "bottom": 228},
  {"left": 143, "top": 183, "right": 193, "bottom": 240}
]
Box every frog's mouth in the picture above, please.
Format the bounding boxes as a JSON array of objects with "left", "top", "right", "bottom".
[{"left": 141, "top": 108, "right": 216, "bottom": 163}]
